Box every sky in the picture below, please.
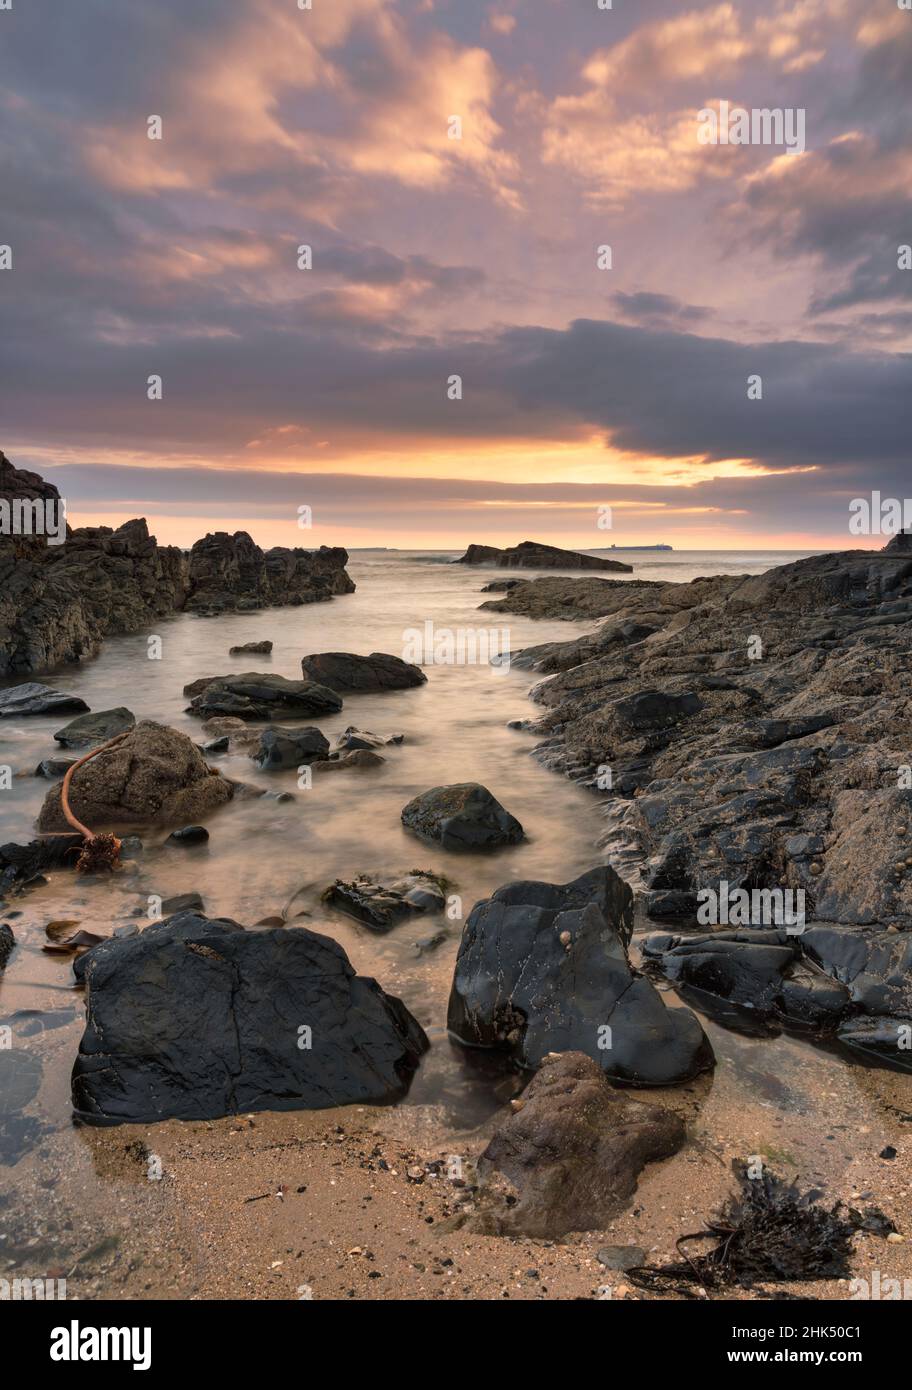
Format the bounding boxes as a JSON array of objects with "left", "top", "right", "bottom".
[{"left": 1, "top": 0, "right": 910, "bottom": 551}]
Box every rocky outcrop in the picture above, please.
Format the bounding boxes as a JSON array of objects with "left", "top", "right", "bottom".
[
  {"left": 0, "top": 835, "right": 83, "bottom": 901},
  {"left": 37, "top": 720, "right": 234, "bottom": 832},
  {"left": 643, "top": 924, "right": 912, "bottom": 1070},
  {"left": 186, "top": 531, "right": 354, "bottom": 614},
  {"left": 184, "top": 672, "right": 342, "bottom": 720},
  {"left": 0, "top": 453, "right": 355, "bottom": 675},
  {"left": 447, "top": 868, "right": 713, "bottom": 1084},
  {"left": 457, "top": 540, "right": 632, "bottom": 572},
  {"left": 401, "top": 783, "right": 524, "bottom": 850},
  {"left": 322, "top": 871, "right": 447, "bottom": 932},
  {"left": 71, "top": 912, "right": 430, "bottom": 1123},
  {"left": 508, "top": 539, "right": 912, "bottom": 929},
  {"left": 465, "top": 1052, "right": 685, "bottom": 1238},
  {"left": 300, "top": 651, "right": 427, "bottom": 692}
]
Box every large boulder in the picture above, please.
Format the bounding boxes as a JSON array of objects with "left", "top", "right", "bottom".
[
  {"left": 53, "top": 707, "right": 135, "bottom": 748},
  {"left": 184, "top": 672, "right": 342, "bottom": 720},
  {"left": 401, "top": 783, "right": 524, "bottom": 850},
  {"left": 0, "top": 683, "right": 88, "bottom": 717},
  {"left": 457, "top": 540, "right": 632, "bottom": 573},
  {"left": 36, "top": 721, "right": 234, "bottom": 832},
  {"left": 71, "top": 912, "right": 429, "bottom": 1123},
  {"left": 251, "top": 726, "right": 329, "bottom": 770},
  {"left": 300, "top": 651, "right": 427, "bottom": 692},
  {"left": 467, "top": 1052, "right": 685, "bottom": 1238},
  {"left": 448, "top": 868, "right": 713, "bottom": 1084}
]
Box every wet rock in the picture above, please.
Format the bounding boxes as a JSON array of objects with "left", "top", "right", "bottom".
[
  {"left": 0, "top": 923, "right": 14, "bottom": 970},
  {"left": 36, "top": 721, "right": 234, "bottom": 832},
  {"left": 311, "top": 749, "right": 385, "bottom": 772},
  {"left": 229, "top": 640, "right": 273, "bottom": 655},
  {"left": 448, "top": 868, "right": 712, "bottom": 1084},
  {"left": 161, "top": 892, "right": 205, "bottom": 915},
  {"left": 644, "top": 924, "right": 912, "bottom": 1069},
  {"left": 401, "top": 783, "right": 524, "bottom": 851},
  {"left": 300, "top": 651, "right": 427, "bottom": 693},
  {"left": 251, "top": 726, "right": 330, "bottom": 770},
  {"left": 53, "top": 706, "right": 135, "bottom": 748},
  {"left": 71, "top": 912, "right": 429, "bottom": 1123},
  {"left": 465, "top": 1052, "right": 685, "bottom": 1238},
  {"left": 199, "top": 716, "right": 260, "bottom": 750},
  {"left": 167, "top": 825, "right": 209, "bottom": 846},
  {"left": 0, "top": 683, "right": 89, "bottom": 717},
  {"left": 185, "top": 672, "right": 342, "bottom": 721},
  {"left": 334, "top": 726, "right": 403, "bottom": 752},
  {"left": 323, "top": 871, "right": 447, "bottom": 933},
  {"left": 34, "top": 757, "right": 77, "bottom": 780},
  {"left": 1, "top": 836, "right": 83, "bottom": 897},
  {"left": 457, "top": 540, "right": 632, "bottom": 573}
]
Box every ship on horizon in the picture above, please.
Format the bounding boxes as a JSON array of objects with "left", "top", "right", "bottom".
[{"left": 608, "top": 543, "right": 673, "bottom": 551}]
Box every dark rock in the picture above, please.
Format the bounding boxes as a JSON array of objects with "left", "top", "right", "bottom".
[
  {"left": 186, "top": 531, "right": 354, "bottom": 615},
  {"left": 312, "top": 749, "right": 385, "bottom": 772},
  {"left": 612, "top": 689, "right": 702, "bottom": 731},
  {"left": 401, "top": 783, "right": 524, "bottom": 851},
  {"left": 167, "top": 826, "right": 210, "bottom": 846},
  {"left": 185, "top": 672, "right": 342, "bottom": 721},
  {"left": 597, "top": 1245, "right": 647, "bottom": 1271},
  {"left": 37, "top": 721, "right": 234, "bottom": 832},
  {"left": 334, "top": 726, "right": 403, "bottom": 752},
  {"left": 53, "top": 706, "right": 135, "bottom": 748},
  {"left": 0, "top": 923, "right": 14, "bottom": 970},
  {"left": 160, "top": 892, "right": 205, "bottom": 915},
  {"left": 323, "top": 871, "right": 447, "bottom": 932},
  {"left": 251, "top": 726, "right": 330, "bottom": 770},
  {"left": 203, "top": 736, "right": 229, "bottom": 754},
  {"left": 300, "top": 651, "right": 427, "bottom": 693},
  {"left": 464, "top": 1052, "right": 685, "bottom": 1238},
  {"left": 448, "top": 868, "right": 712, "bottom": 1084},
  {"left": 229, "top": 640, "right": 273, "bottom": 655},
  {"left": 34, "top": 757, "right": 77, "bottom": 780},
  {"left": 0, "top": 683, "right": 89, "bottom": 717},
  {"left": 71, "top": 912, "right": 429, "bottom": 1123},
  {"left": 0, "top": 835, "right": 83, "bottom": 898},
  {"left": 457, "top": 540, "right": 632, "bottom": 573}
]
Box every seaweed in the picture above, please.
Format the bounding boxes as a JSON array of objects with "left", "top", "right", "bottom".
[{"left": 628, "top": 1162, "right": 895, "bottom": 1295}]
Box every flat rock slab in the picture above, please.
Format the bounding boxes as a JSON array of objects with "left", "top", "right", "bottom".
[
  {"left": 229, "top": 641, "right": 273, "bottom": 655},
  {"left": 401, "top": 783, "right": 524, "bottom": 850},
  {"left": 0, "top": 683, "right": 89, "bottom": 717},
  {"left": 448, "top": 867, "right": 712, "bottom": 1084},
  {"left": 301, "top": 651, "right": 427, "bottom": 692},
  {"left": 71, "top": 912, "right": 429, "bottom": 1123},
  {"left": 185, "top": 672, "right": 342, "bottom": 720},
  {"left": 466, "top": 1052, "right": 685, "bottom": 1238},
  {"left": 53, "top": 707, "right": 135, "bottom": 748}
]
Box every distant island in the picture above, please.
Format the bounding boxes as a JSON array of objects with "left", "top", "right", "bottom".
[
  {"left": 456, "top": 540, "right": 632, "bottom": 572},
  {"left": 608, "top": 543, "right": 673, "bottom": 551}
]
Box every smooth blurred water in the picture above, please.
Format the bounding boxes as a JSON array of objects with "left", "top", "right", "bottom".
[{"left": 0, "top": 548, "right": 820, "bottom": 1125}]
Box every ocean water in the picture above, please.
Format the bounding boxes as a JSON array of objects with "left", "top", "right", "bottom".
[{"left": 0, "top": 547, "right": 834, "bottom": 1136}]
